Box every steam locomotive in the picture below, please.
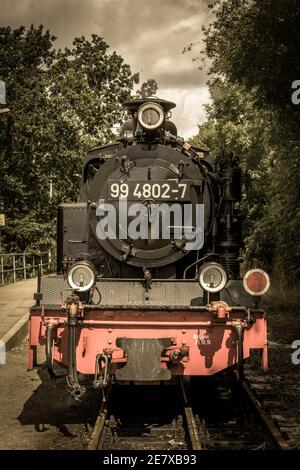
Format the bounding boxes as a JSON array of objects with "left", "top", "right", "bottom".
[{"left": 28, "top": 98, "right": 270, "bottom": 398}]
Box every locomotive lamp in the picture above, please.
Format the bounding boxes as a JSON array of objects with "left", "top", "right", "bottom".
[
  {"left": 137, "top": 102, "right": 165, "bottom": 130},
  {"left": 243, "top": 268, "right": 270, "bottom": 296},
  {"left": 198, "top": 262, "right": 228, "bottom": 293},
  {"left": 67, "top": 261, "right": 96, "bottom": 293}
]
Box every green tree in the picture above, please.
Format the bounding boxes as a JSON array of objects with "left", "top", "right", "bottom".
[
  {"left": 135, "top": 78, "right": 158, "bottom": 99},
  {"left": 191, "top": 0, "right": 300, "bottom": 280},
  {"left": 0, "top": 25, "right": 56, "bottom": 252},
  {"left": 192, "top": 78, "right": 277, "bottom": 269},
  {"left": 0, "top": 26, "right": 141, "bottom": 253},
  {"left": 203, "top": 0, "right": 300, "bottom": 122}
]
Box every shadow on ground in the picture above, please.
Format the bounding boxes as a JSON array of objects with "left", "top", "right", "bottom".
[{"left": 18, "top": 364, "right": 99, "bottom": 434}]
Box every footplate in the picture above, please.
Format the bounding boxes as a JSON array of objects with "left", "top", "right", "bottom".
[{"left": 115, "top": 338, "right": 172, "bottom": 381}]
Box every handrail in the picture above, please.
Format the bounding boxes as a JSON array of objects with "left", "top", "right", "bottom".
[{"left": 0, "top": 250, "right": 55, "bottom": 285}]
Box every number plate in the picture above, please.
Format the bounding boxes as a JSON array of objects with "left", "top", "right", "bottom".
[{"left": 107, "top": 180, "right": 191, "bottom": 201}]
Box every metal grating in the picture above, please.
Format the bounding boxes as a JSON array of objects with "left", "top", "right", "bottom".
[
  {"left": 40, "top": 275, "right": 202, "bottom": 307},
  {"left": 39, "top": 275, "right": 254, "bottom": 308}
]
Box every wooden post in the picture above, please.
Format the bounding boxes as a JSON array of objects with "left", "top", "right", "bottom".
[
  {"left": 23, "top": 253, "right": 26, "bottom": 280},
  {"left": 13, "top": 254, "right": 16, "bottom": 283}
]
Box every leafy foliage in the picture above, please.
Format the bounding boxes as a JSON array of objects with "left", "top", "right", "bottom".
[
  {"left": 192, "top": 0, "right": 300, "bottom": 281},
  {"left": 203, "top": 0, "right": 300, "bottom": 120},
  {"left": 0, "top": 26, "right": 153, "bottom": 253},
  {"left": 193, "top": 79, "right": 273, "bottom": 253},
  {"left": 135, "top": 78, "right": 158, "bottom": 99}
]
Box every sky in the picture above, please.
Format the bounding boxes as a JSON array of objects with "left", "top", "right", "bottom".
[{"left": 0, "top": 0, "right": 214, "bottom": 138}]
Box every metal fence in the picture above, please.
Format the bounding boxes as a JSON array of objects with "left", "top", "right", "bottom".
[{"left": 0, "top": 250, "right": 55, "bottom": 285}]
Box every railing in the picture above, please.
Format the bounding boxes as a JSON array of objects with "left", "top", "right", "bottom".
[{"left": 0, "top": 250, "right": 55, "bottom": 285}]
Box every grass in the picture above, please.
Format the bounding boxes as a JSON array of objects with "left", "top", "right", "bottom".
[{"left": 263, "top": 270, "right": 300, "bottom": 314}]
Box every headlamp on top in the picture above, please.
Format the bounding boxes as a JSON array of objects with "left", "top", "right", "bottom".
[
  {"left": 137, "top": 102, "right": 164, "bottom": 130},
  {"left": 198, "top": 262, "right": 228, "bottom": 293},
  {"left": 67, "top": 261, "right": 96, "bottom": 293}
]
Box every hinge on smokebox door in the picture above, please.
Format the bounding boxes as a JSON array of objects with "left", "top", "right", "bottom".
[
  {"left": 120, "top": 242, "right": 137, "bottom": 261},
  {"left": 171, "top": 238, "right": 187, "bottom": 253},
  {"left": 118, "top": 155, "right": 135, "bottom": 175}
]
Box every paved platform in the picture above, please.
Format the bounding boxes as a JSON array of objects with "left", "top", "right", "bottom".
[{"left": 0, "top": 278, "right": 37, "bottom": 348}]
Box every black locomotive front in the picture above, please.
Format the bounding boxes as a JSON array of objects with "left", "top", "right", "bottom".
[
  {"left": 57, "top": 97, "right": 242, "bottom": 286},
  {"left": 29, "top": 97, "right": 270, "bottom": 394}
]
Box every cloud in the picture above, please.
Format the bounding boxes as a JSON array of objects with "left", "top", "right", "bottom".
[
  {"left": 0, "top": 0, "right": 213, "bottom": 136},
  {"left": 159, "top": 86, "right": 210, "bottom": 138}
]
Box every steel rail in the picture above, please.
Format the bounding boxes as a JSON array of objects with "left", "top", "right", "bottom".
[
  {"left": 233, "top": 370, "right": 290, "bottom": 450},
  {"left": 180, "top": 377, "right": 202, "bottom": 450},
  {"left": 87, "top": 371, "right": 288, "bottom": 451},
  {"left": 87, "top": 385, "right": 111, "bottom": 450}
]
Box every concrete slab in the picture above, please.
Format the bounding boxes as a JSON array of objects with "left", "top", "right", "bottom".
[{"left": 0, "top": 278, "right": 36, "bottom": 349}]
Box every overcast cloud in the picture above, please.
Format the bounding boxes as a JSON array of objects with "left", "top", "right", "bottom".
[{"left": 0, "top": 0, "right": 213, "bottom": 137}]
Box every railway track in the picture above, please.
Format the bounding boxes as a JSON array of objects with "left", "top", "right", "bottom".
[
  {"left": 233, "top": 370, "right": 289, "bottom": 450},
  {"left": 87, "top": 380, "right": 201, "bottom": 450},
  {"left": 242, "top": 362, "right": 300, "bottom": 449},
  {"left": 87, "top": 368, "right": 291, "bottom": 451}
]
